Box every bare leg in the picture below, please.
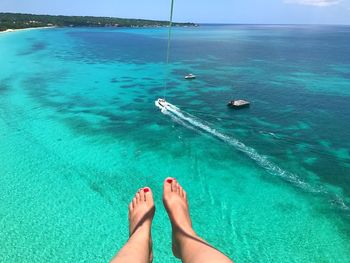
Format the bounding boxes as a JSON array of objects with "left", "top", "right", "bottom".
[
  {"left": 110, "top": 187, "right": 155, "bottom": 263},
  {"left": 163, "top": 178, "right": 233, "bottom": 263}
]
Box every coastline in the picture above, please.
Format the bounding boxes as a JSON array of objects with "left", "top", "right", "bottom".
[{"left": 0, "top": 26, "right": 56, "bottom": 35}]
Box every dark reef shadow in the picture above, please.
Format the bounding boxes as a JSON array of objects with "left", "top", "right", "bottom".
[{"left": 18, "top": 41, "right": 48, "bottom": 56}]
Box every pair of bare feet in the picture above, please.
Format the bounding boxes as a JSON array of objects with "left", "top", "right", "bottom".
[
  {"left": 112, "top": 177, "right": 233, "bottom": 263},
  {"left": 128, "top": 177, "right": 192, "bottom": 262}
]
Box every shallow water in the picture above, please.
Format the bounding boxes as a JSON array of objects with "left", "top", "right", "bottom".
[{"left": 0, "top": 25, "right": 350, "bottom": 262}]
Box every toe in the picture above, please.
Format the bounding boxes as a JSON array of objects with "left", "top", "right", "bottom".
[
  {"left": 136, "top": 191, "right": 141, "bottom": 203},
  {"left": 132, "top": 197, "right": 137, "bottom": 208},
  {"left": 143, "top": 187, "right": 153, "bottom": 203},
  {"left": 176, "top": 182, "right": 181, "bottom": 194},
  {"left": 139, "top": 188, "right": 146, "bottom": 202},
  {"left": 164, "top": 177, "right": 173, "bottom": 194},
  {"left": 180, "top": 186, "right": 184, "bottom": 197},
  {"left": 171, "top": 178, "right": 177, "bottom": 192}
]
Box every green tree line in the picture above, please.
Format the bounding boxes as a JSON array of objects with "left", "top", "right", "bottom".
[{"left": 0, "top": 13, "right": 196, "bottom": 31}]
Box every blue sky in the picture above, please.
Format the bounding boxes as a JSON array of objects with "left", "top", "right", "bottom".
[{"left": 1, "top": 0, "right": 350, "bottom": 25}]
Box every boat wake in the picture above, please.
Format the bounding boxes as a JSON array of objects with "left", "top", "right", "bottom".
[{"left": 155, "top": 99, "right": 349, "bottom": 210}]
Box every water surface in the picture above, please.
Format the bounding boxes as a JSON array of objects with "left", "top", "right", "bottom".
[{"left": 0, "top": 25, "right": 350, "bottom": 262}]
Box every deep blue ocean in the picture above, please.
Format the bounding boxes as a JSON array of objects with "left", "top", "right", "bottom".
[{"left": 0, "top": 25, "right": 349, "bottom": 262}]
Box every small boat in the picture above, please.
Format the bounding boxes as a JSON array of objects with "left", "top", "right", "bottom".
[
  {"left": 155, "top": 98, "right": 171, "bottom": 112},
  {"left": 155, "top": 98, "right": 179, "bottom": 113},
  {"left": 185, "top": 73, "right": 196, "bottom": 80},
  {"left": 227, "top": 100, "right": 250, "bottom": 109},
  {"left": 156, "top": 98, "right": 168, "bottom": 107}
]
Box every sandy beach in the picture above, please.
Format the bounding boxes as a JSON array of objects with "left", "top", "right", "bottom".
[{"left": 0, "top": 26, "right": 55, "bottom": 34}]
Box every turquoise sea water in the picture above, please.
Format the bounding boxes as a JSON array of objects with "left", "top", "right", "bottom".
[{"left": 0, "top": 25, "right": 350, "bottom": 262}]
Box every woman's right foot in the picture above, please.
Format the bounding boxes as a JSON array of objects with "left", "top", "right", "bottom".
[
  {"left": 128, "top": 187, "right": 155, "bottom": 262},
  {"left": 163, "top": 177, "right": 196, "bottom": 258}
]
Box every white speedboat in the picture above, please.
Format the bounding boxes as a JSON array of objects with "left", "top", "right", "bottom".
[
  {"left": 185, "top": 73, "right": 196, "bottom": 80},
  {"left": 155, "top": 98, "right": 170, "bottom": 112},
  {"left": 155, "top": 98, "right": 180, "bottom": 113}
]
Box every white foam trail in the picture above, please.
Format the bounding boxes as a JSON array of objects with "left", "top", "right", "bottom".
[
  {"left": 162, "top": 109, "right": 197, "bottom": 132},
  {"left": 157, "top": 101, "right": 350, "bottom": 210},
  {"left": 162, "top": 103, "right": 350, "bottom": 204},
  {"left": 164, "top": 103, "right": 317, "bottom": 192}
]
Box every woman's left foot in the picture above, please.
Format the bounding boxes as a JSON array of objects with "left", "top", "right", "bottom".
[{"left": 128, "top": 187, "right": 155, "bottom": 262}]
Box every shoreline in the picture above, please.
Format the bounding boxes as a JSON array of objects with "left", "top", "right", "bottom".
[{"left": 0, "top": 26, "right": 56, "bottom": 34}]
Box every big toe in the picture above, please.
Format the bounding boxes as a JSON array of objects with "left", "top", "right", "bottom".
[
  {"left": 163, "top": 177, "right": 175, "bottom": 195},
  {"left": 142, "top": 187, "right": 154, "bottom": 205}
]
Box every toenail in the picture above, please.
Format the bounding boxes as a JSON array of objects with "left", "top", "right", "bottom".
[
  {"left": 166, "top": 179, "right": 173, "bottom": 184},
  {"left": 143, "top": 187, "right": 150, "bottom": 193}
]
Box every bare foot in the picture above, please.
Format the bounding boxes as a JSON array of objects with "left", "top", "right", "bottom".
[
  {"left": 128, "top": 187, "right": 155, "bottom": 262},
  {"left": 163, "top": 178, "right": 196, "bottom": 258}
]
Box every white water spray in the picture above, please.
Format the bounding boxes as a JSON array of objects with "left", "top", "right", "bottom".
[{"left": 155, "top": 99, "right": 350, "bottom": 210}]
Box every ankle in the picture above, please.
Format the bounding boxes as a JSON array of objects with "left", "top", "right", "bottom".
[
  {"left": 130, "top": 223, "right": 151, "bottom": 239},
  {"left": 173, "top": 225, "right": 197, "bottom": 242}
]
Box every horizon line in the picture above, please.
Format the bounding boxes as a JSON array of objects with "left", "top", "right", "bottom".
[{"left": 1, "top": 12, "right": 350, "bottom": 26}]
